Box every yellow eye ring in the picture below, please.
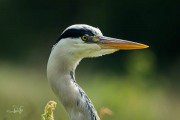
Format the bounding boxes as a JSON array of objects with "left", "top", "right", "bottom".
[{"left": 82, "top": 35, "right": 88, "bottom": 41}]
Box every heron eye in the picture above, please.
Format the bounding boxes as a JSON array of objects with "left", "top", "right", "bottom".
[{"left": 81, "top": 35, "right": 88, "bottom": 41}]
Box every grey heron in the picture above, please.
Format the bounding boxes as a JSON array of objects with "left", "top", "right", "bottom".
[{"left": 47, "top": 24, "right": 148, "bottom": 120}]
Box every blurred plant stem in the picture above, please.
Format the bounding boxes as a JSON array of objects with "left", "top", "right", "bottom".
[
  {"left": 42, "top": 101, "right": 57, "bottom": 120},
  {"left": 100, "top": 107, "right": 113, "bottom": 120}
]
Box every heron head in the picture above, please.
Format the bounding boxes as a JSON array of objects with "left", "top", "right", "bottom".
[{"left": 54, "top": 24, "right": 148, "bottom": 59}]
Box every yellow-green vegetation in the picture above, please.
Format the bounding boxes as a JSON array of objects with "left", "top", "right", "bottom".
[
  {"left": 42, "top": 101, "right": 57, "bottom": 120},
  {"left": 0, "top": 51, "right": 180, "bottom": 120}
]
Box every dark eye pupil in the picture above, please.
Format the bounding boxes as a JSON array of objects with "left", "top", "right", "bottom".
[{"left": 82, "top": 36, "right": 87, "bottom": 40}]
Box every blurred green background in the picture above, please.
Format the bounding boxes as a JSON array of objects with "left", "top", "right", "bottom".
[{"left": 0, "top": 0, "right": 179, "bottom": 120}]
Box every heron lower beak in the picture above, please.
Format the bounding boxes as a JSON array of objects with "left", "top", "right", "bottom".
[{"left": 96, "top": 36, "right": 149, "bottom": 50}]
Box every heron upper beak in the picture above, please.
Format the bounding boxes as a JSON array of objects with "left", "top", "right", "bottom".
[{"left": 94, "top": 36, "right": 149, "bottom": 50}]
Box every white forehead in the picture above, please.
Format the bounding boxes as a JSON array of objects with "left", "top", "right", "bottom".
[{"left": 64, "top": 24, "right": 103, "bottom": 36}]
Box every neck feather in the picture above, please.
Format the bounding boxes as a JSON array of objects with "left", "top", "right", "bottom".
[
  {"left": 47, "top": 44, "right": 100, "bottom": 120},
  {"left": 47, "top": 45, "right": 81, "bottom": 93}
]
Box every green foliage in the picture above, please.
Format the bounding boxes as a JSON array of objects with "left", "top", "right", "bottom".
[{"left": 0, "top": 59, "right": 180, "bottom": 120}]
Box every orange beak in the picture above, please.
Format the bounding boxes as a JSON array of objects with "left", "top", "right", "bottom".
[{"left": 96, "top": 36, "right": 149, "bottom": 50}]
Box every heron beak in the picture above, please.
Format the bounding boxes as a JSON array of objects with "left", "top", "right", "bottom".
[{"left": 96, "top": 36, "right": 149, "bottom": 50}]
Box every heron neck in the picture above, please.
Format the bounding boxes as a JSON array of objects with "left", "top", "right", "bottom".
[
  {"left": 47, "top": 47, "right": 81, "bottom": 92},
  {"left": 47, "top": 45, "right": 100, "bottom": 120}
]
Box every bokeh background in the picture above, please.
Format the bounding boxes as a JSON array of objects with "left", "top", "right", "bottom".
[{"left": 0, "top": 0, "right": 179, "bottom": 120}]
